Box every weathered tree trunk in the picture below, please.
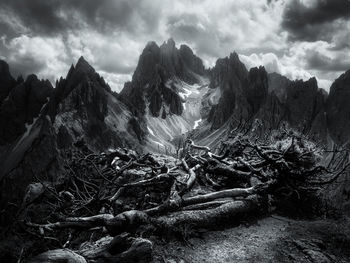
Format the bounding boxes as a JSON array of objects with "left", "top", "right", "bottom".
[
  {"left": 28, "top": 249, "right": 87, "bottom": 263},
  {"left": 144, "top": 186, "right": 257, "bottom": 216},
  {"left": 152, "top": 198, "right": 259, "bottom": 230}
]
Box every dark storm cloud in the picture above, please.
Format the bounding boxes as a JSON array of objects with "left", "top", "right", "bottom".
[
  {"left": 166, "top": 13, "right": 235, "bottom": 58},
  {"left": 7, "top": 55, "right": 46, "bottom": 79},
  {"left": 166, "top": 13, "right": 214, "bottom": 54},
  {"left": 0, "top": 0, "right": 347, "bottom": 92},
  {"left": 0, "top": 20, "right": 23, "bottom": 39},
  {"left": 329, "top": 32, "right": 350, "bottom": 51},
  {"left": 0, "top": 0, "right": 159, "bottom": 37},
  {"left": 306, "top": 50, "right": 350, "bottom": 72},
  {"left": 282, "top": 0, "right": 350, "bottom": 41},
  {"left": 0, "top": 0, "right": 162, "bottom": 88},
  {"left": 0, "top": 0, "right": 67, "bottom": 36}
]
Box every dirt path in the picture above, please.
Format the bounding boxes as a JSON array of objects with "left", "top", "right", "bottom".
[{"left": 152, "top": 216, "right": 350, "bottom": 263}]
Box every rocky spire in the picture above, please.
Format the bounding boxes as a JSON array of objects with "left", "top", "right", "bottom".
[
  {"left": 0, "top": 73, "right": 53, "bottom": 144},
  {"left": 75, "top": 56, "right": 95, "bottom": 75},
  {"left": 120, "top": 38, "right": 207, "bottom": 117},
  {"left": 327, "top": 69, "right": 350, "bottom": 144},
  {"left": 0, "top": 60, "right": 16, "bottom": 104},
  {"left": 46, "top": 56, "right": 110, "bottom": 122},
  {"left": 207, "top": 52, "right": 249, "bottom": 128},
  {"left": 245, "top": 66, "right": 268, "bottom": 115}
]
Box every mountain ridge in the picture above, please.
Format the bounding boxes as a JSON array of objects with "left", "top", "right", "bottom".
[
  {"left": 1, "top": 39, "right": 350, "bottom": 152},
  {"left": 0, "top": 39, "right": 350, "bottom": 231}
]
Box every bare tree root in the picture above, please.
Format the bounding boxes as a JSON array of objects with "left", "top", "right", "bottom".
[{"left": 12, "top": 130, "right": 350, "bottom": 262}]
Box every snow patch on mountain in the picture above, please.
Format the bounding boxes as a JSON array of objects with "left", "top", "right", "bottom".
[
  {"left": 194, "top": 118, "right": 202, "bottom": 129},
  {"left": 145, "top": 78, "right": 209, "bottom": 153}
]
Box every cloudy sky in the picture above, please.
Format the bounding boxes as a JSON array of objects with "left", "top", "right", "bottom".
[{"left": 0, "top": 0, "right": 349, "bottom": 92}]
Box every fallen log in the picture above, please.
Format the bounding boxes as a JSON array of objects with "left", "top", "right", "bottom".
[
  {"left": 144, "top": 182, "right": 273, "bottom": 216},
  {"left": 26, "top": 192, "right": 263, "bottom": 237},
  {"left": 28, "top": 249, "right": 87, "bottom": 263},
  {"left": 152, "top": 197, "right": 260, "bottom": 230}
]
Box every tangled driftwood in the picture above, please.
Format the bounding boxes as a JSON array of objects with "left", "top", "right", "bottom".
[{"left": 9, "top": 131, "right": 350, "bottom": 262}]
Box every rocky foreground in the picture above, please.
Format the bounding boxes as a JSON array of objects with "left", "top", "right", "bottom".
[{"left": 0, "top": 128, "right": 349, "bottom": 262}]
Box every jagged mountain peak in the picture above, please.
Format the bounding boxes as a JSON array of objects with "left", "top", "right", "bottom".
[
  {"left": 0, "top": 59, "right": 11, "bottom": 73},
  {"left": 46, "top": 56, "right": 111, "bottom": 123},
  {"left": 179, "top": 44, "right": 194, "bottom": 55},
  {"left": 327, "top": 68, "right": 350, "bottom": 144},
  {"left": 61, "top": 56, "right": 110, "bottom": 92},
  {"left": 209, "top": 51, "right": 248, "bottom": 90},
  {"left": 74, "top": 56, "right": 96, "bottom": 75},
  {"left": 145, "top": 40, "right": 159, "bottom": 50},
  {"left": 0, "top": 60, "right": 15, "bottom": 81},
  {"left": 0, "top": 60, "right": 16, "bottom": 103},
  {"left": 160, "top": 38, "right": 176, "bottom": 50},
  {"left": 120, "top": 39, "right": 207, "bottom": 118},
  {"left": 212, "top": 51, "right": 247, "bottom": 73},
  {"left": 212, "top": 51, "right": 241, "bottom": 68},
  {"left": 329, "top": 69, "right": 350, "bottom": 95},
  {"left": 249, "top": 66, "right": 267, "bottom": 76},
  {"left": 289, "top": 76, "right": 318, "bottom": 95},
  {"left": 229, "top": 51, "right": 239, "bottom": 60},
  {"left": 64, "top": 57, "right": 96, "bottom": 83},
  {"left": 0, "top": 69, "right": 53, "bottom": 144},
  {"left": 25, "top": 73, "right": 40, "bottom": 83}
]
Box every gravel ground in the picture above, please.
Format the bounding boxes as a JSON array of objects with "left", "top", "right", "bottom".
[{"left": 152, "top": 215, "right": 350, "bottom": 263}]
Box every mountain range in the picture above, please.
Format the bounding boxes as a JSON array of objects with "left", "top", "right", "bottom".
[{"left": 0, "top": 38, "right": 350, "bottom": 212}]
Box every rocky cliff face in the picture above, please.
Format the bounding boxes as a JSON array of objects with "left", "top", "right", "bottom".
[
  {"left": 245, "top": 66, "right": 269, "bottom": 115},
  {"left": 0, "top": 60, "right": 16, "bottom": 105},
  {"left": 0, "top": 42, "right": 347, "bottom": 155},
  {"left": 207, "top": 53, "right": 249, "bottom": 129},
  {"left": 200, "top": 55, "right": 329, "bottom": 145},
  {"left": 206, "top": 55, "right": 270, "bottom": 131},
  {"left": 47, "top": 56, "right": 110, "bottom": 121},
  {"left": 119, "top": 39, "right": 207, "bottom": 118},
  {"left": 0, "top": 72, "right": 53, "bottom": 145},
  {"left": 260, "top": 74, "right": 327, "bottom": 140},
  {"left": 0, "top": 116, "right": 63, "bottom": 225},
  {"left": 327, "top": 69, "right": 350, "bottom": 145},
  {"left": 267, "top": 72, "right": 290, "bottom": 102},
  {"left": 48, "top": 56, "right": 144, "bottom": 151},
  {"left": 1, "top": 40, "right": 350, "bottom": 223},
  {"left": 118, "top": 39, "right": 209, "bottom": 152},
  {"left": 0, "top": 57, "right": 143, "bottom": 221}
]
